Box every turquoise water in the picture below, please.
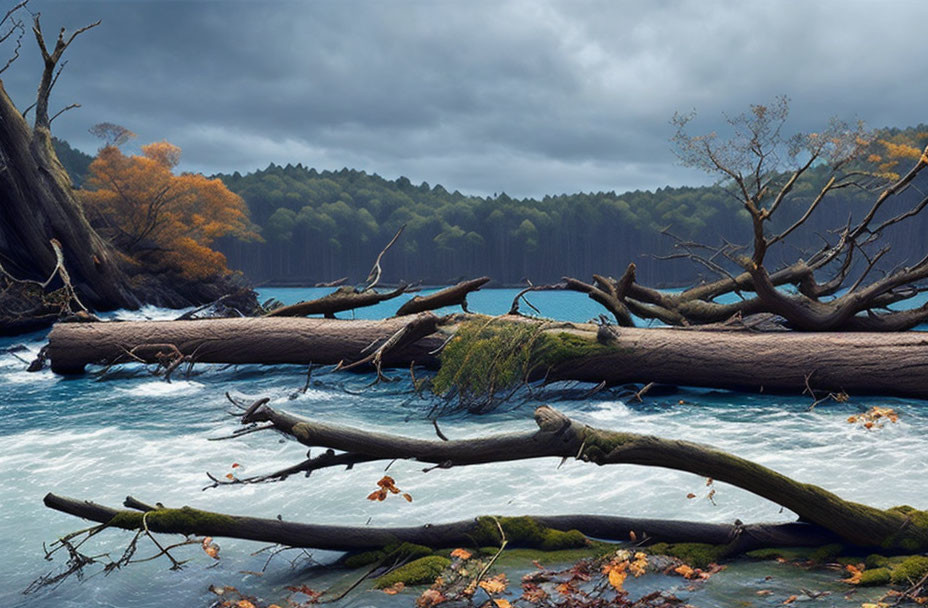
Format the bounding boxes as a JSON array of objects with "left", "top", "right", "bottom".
[{"left": 1, "top": 288, "right": 924, "bottom": 607}]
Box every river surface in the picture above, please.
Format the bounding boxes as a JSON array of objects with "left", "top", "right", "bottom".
[{"left": 1, "top": 287, "right": 924, "bottom": 607}]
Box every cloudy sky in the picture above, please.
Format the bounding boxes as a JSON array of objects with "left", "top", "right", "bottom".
[{"left": 2, "top": 0, "right": 925, "bottom": 197}]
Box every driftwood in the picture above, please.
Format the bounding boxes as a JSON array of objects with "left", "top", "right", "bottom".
[
  {"left": 395, "top": 277, "right": 490, "bottom": 316},
  {"left": 43, "top": 493, "right": 838, "bottom": 553},
  {"left": 228, "top": 403, "right": 927, "bottom": 551},
  {"left": 46, "top": 314, "right": 445, "bottom": 374},
  {"left": 265, "top": 284, "right": 408, "bottom": 318},
  {"left": 46, "top": 314, "right": 928, "bottom": 400}
]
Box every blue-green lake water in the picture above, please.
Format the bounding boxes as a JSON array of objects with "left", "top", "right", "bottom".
[{"left": 1, "top": 288, "right": 923, "bottom": 607}]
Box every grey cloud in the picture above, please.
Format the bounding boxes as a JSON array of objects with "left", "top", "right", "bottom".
[{"left": 2, "top": 0, "right": 926, "bottom": 197}]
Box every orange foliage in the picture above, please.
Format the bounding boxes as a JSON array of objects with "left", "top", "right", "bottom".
[{"left": 81, "top": 142, "right": 258, "bottom": 280}]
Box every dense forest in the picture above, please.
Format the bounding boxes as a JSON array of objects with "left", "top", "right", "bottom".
[{"left": 55, "top": 126, "right": 928, "bottom": 286}]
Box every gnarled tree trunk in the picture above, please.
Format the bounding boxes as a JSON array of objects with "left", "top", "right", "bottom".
[{"left": 0, "top": 80, "right": 136, "bottom": 310}]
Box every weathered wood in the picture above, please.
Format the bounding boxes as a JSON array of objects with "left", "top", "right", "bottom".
[
  {"left": 542, "top": 323, "right": 928, "bottom": 399},
  {"left": 395, "top": 277, "right": 490, "bottom": 316},
  {"left": 240, "top": 404, "right": 927, "bottom": 550},
  {"left": 43, "top": 493, "right": 838, "bottom": 552},
  {"left": 0, "top": 81, "right": 137, "bottom": 312},
  {"left": 47, "top": 314, "right": 445, "bottom": 374},
  {"left": 46, "top": 314, "right": 928, "bottom": 401},
  {"left": 265, "top": 284, "right": 407, "bottom": 318}
]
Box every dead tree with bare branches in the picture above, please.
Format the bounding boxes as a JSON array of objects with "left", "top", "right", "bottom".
[{"left": 564, "top": 98, "right": 928, "bottom": 332}]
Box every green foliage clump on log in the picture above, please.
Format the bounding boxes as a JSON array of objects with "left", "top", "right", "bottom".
[{"left": 431, "top": 318, "right": 611, "bottom": 409}]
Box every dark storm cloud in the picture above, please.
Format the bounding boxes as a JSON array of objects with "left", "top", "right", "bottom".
[{"left": 2, "top": 0, "right": 926, "bottom": 197}]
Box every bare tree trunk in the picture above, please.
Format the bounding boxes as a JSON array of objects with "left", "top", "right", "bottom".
[
  {"left": 46, "top": 314, "right": 928, "bottom": 400},
  {"left": 235, "top": 403, "right": 927, "bottom": 550},
  {"left": 46, "top": 314, "right": 445, "bottom": 374},
  {"left": 43, "top": 493, "right": 839, "bottom": 553}
]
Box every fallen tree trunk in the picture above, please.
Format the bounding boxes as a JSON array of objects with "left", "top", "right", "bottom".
[
  {"left": 395, "top": 277, "right": 490, "bottom": 316},
  {"left": 265, "top": 284, "right": 408, "bottom": 318},
  {"left": 46, "top": 314, "right": 928, "bottom": 400},
  {"left": 231, "top": 403, "right": 928, "bottom": 551},
  {"left": 43, "top": 493, "right": 838, "bottom": 552},
  {"left": 46, "top": 314, "right": 445, "bottom": 374}
]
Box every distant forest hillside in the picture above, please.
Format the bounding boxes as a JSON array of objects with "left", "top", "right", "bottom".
[{"left": 56, "top": 131, "right": 928, "bottom": 287}]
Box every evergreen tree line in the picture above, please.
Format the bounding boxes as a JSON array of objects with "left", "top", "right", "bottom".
[{"left": 55, "top": 132, "right": 928, "bottom": 288}]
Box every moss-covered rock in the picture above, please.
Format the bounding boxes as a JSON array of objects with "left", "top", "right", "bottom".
[
  {"left": 858, "top": 567, "right": 892, "bottom": 586},
  {"left": 373, "top": 556, "right": 451, "bottom": 589},
  {"left": 889, "top": 555, "right": 928, "bottom": 585},
  {"left": 646, "top": 542, "right": 728, "bottom": 569}
]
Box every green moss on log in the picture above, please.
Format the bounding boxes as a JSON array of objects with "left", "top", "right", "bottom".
[
  {"left": 106, "top": 507, "right": 237, "bottom": 534},
  {"left": 341, "top": 541, "right": 433, "bottom": 569},
  {"left": 646, "top": 542, "right": 728, "bottom": 569},
  {"left": 858, "top": 567, "right": 892, "bottom": 586},
  {"left": 890, "top": 555, "right": 928, "bottom": 585},
  {"left": 342, "top": 549, "right": 386, "bottom": 569},
  {"left": 809, "top": 543, "right": 844, "bottom": 563},
  {"left": 746, "top": 547, "right": 816, "bottom": 561},
  {"left": 471, "top": 516, "right": 588, "bottom": 550},
  {"left": 374, "top": 556, "right": 451, "bottom": 588},
  {"left": 432, "top": 319, "right": 611, "bottom": 401},
  {"left": 881, "top": 506, "right": 928, "bottom": 551}
]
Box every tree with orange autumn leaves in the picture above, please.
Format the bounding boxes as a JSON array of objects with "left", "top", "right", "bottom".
[{"left": 81, "top": 140, "right": 259, "bottom": 281}]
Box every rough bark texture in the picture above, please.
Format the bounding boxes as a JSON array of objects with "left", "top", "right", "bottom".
[
  {"left": 43, "top": 493, "right": 838, "bottom": 552},
  {"left": 240, "top": 404, "right": 927, "bottom": 551},
  {"left": 544, "top": 323, "right": 928, "bottom": 399},
  {"left": 47, "top": 313, "right": 928, "bottom": 400},
  {"left": 46, "top": 314, "right": 445, "bottom": 374},
  {"left": 395, "top": 277, "right": 490, "bottom": 316},
  {"left": 266, "top": 284, "right": 407, "bottom": 318},
  {"left": 0, "top": 81, "right": 136, "bottom": 310}
]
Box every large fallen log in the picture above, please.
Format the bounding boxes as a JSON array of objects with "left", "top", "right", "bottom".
[
  {"left": 229, "top": 403, "right": 928, "bottom": 551},
  {"left": 46, "top": 314, "right": 445, "bottom": 374},
  {"left": 46, "top": 314, "right": 928, "bottom": 400},
  {"left": 43, "top": 493, "right": 838, "bottom": 552}
]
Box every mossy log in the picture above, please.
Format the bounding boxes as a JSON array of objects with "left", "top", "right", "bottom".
[
  {"left": 43, "top": 494, "right": 837, "bottom": 553},
  {"left": 46, "top": 314, "right": 928, "bottom": 401},
  {"left": 237, "top": 403, "right": 928, "bottom": 551},
  {"left": 46, "top": 314, "right": 445, "bottom": 374}
]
